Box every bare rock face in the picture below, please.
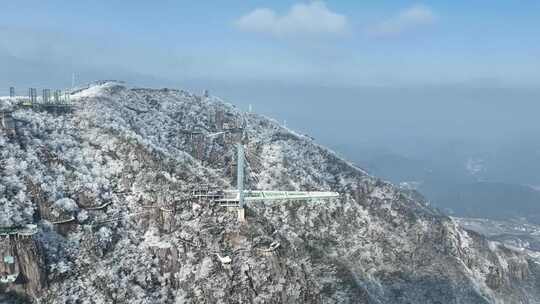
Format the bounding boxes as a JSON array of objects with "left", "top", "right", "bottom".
[
  {"left": 15, "top": 237, "right": 47, "bottom": 300},
  {"left": 1, "top": 82, "right": 540, "bottom": 303},
  {"left": 0, "top": 234, "right": 47, "bottom": 301}
]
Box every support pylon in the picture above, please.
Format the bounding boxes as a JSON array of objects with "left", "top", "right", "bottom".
[{"left": 237, "top": 143, "right": 246, "bottom": 222}]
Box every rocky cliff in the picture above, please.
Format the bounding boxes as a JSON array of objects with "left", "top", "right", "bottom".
[{"left": 1, "top": 82, "right": 539, "bottom": 303}]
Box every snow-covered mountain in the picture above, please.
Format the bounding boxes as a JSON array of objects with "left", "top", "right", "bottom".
[{"left": 1, "top": 82, "right": 540, "bottom": 303}]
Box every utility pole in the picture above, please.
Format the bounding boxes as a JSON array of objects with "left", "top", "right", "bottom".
[
  {"left": 71, "top": 73, "right": 76, "bottom": 91},
  {"left": 42, "top": 89, "right": 50, "bottom": 104}
]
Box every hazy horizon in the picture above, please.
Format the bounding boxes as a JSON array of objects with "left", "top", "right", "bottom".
[{"left": 3, "top": 0, "right": 540, "bottom": 214}]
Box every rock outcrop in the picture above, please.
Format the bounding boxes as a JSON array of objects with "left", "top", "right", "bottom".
[{"left": 0, "top": 231, "right": 47, "bottom": 302}]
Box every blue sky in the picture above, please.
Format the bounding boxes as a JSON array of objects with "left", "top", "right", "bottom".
[
  {"left": 2, "top": 1, "right": 540, "bottom": 178},
  {"left": 1, "top": 0, "right": 539, "bottom": 88}
]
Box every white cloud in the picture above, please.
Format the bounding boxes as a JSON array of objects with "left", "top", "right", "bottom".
[
  {"left": 367, "top": 5, "right": 436, "bottom": 37},
  {"left": 235, "top": 1, "right": 347, "bottom": 37}
]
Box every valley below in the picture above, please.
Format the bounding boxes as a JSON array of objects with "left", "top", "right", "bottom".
[{"left": 454, "top": 217, "right": 540, "bottom": 255}]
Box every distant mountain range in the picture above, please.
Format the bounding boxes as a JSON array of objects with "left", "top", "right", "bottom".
[{"left": 354, "top": 146, "right": 540, "bottom": 224}]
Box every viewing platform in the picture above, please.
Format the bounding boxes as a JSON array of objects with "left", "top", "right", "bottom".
[
  {"left": 214, "top": 190, "right": 340, "bottom": 204},
  {"left": 0, "top": 224, "right": 38, "bottom": 238}
]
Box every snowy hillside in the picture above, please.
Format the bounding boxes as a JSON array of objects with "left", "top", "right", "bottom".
[{"left": 1, "top": 82, "right": 540, "bottom": 303}]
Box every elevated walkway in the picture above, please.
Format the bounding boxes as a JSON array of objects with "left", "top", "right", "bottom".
[
  {"left": 50, "top": 217, "right": 76, "bottom": 225},
  {"left": 214, "top": 190, "right": 339, "bottom": 203}
]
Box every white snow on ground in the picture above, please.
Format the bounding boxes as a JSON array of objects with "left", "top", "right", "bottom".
[
  {"left": 141, "top": 228, "right": 172, "bottom": 249},
  {"left": 53, "top": 198, "right": 79, "bottom": 212}
]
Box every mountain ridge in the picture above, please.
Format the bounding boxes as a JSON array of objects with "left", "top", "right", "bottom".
[{"left": 1, "top": 82, "right": 539, "bottom": 303}]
